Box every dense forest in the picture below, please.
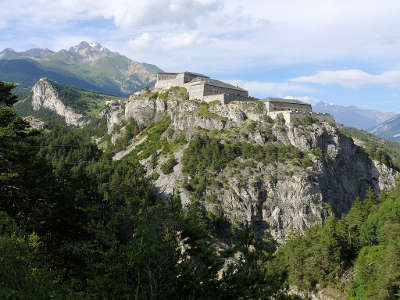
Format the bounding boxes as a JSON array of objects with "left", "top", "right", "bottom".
[{"left": 1, "top": 81, "right": 400, "bottom": 299}]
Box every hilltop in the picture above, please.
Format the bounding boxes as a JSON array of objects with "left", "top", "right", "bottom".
[
  {"left": 99, "top": 86, "right": 397, "bottom": 243},
  {"left": 14, "top": 78, "right": 125, "bottom": 126},
  {"left": 16, "top": 77, "right": 399, "bottom": 243},
  {"left": 6, "top": 77, "right": 400, "bottom": 298}
]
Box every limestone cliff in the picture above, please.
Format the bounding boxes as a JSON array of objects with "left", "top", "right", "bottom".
[
  {"left": 31, "top": 78, "right": 87, "bottom": 127},
  {"left": 105, "top": 88, "right": 398, "bottom": 243}
]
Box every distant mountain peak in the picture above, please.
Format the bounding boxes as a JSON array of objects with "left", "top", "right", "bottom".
[
  {"left": 69, "top": 41, "right": 109, "bottom": 53},
  {"left": 0, "top": 42, "right": 162, "bottom": 96}
]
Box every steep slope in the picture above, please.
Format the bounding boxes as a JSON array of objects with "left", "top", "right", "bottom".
[
  {"left": 313, "top": 101, "right": 395, "bottom": 130},
  {"left": 0, "top": 59, "right": 105, "bottom": 94},
  {"left": 102, "top": 88, "right": 398, "bottom": 243},
  {"left": 0, "top": 42, "right": 162, "bottom": 96},
  {"left": 370, "top": 114, "right": 400, "bottom": 142},
  {"left": 341, "top": 126, "right": 400, "bottom": 168},
  {"left": 14, "top": 78, "right": 124, "bottom": 126}
]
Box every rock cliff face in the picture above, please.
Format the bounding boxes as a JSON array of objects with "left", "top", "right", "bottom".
[
  {"left": 31, "top": 78, "right": 87, "bottom": 127},
  {"left": 106, "top": 89, "right": 398, "bottom": 243}
]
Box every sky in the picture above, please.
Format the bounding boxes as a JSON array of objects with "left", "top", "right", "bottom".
[{"left": 1, "top": 0, "right": 400, "bottom": 112}]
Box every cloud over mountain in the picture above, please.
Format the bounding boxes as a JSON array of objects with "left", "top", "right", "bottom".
[{"left": 292, "top": 70, "right": 400, "bottom": 89}]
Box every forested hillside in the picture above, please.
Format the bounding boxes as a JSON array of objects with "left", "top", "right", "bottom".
[
  {"left": 0, "top": 82, "right": 301, "bottom": 298},
  {"left": 3, "top": 80, "right": 400, "bottom": 299},
  {"left": 275, "top": 183, "right": 400, "bottom": 299}
]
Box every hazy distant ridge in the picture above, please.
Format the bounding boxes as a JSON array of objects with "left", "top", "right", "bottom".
[{"left": 313, "top": 101, "right": 395, "bottom": 130}]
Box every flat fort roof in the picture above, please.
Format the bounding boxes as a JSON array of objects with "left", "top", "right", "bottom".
[
  {"left": 263, "top": 97, "right": 310, "bottom": 105},
  {"left": 157, "top": 72, "right": 179, "bottom": 75},
  {"left": 157, "top": 71, "right": 209, "bottom": 78},
  {"left": 189, "top": 78, "right": 247, "bottom": 92},
  {"left": 184, "top": 71, "right": 209, "bottom": 78}
]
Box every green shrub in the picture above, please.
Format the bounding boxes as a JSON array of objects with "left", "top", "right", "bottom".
[
  {"left": 133, "top": 115, "right": 171, "bottom": 160},
  {"left": 182, "top": 135, "right": 306, "bottom": 176},
  {"left": 255, "top": 101, "right": 265, "bottom": 113},
  {"left": 302, "top": 115, "right": 319, "bottom": 126},
  {"left": 161, "top": 156, "right": 178, "bottom": 174},
  {"left": 158, "top": 90, "right": 169, "bottom": 100},
  {"left": 151, "top": 172, "right": 160, "bottom": 180},
  {"left": 264, "top": 115, "right": 274, "bottom": 123},
  {"left": 312, "top": 147, "right": 324, "bottom": 159},
  {"left": 208, "top": 100, "right": 221, "bottom": 105}
]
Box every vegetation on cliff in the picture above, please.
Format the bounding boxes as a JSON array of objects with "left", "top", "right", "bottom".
[
  {"left": 1, "top": 82, "right": 301, "bottom": 298},
  {"left": 4, "top": 80, "right": 400, "bottom": 299},
  {"left": 274, "top": 186, "right": 400, "bottom": 299}
]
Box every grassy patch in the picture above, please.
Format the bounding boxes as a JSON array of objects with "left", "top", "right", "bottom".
[{"left": 133, "top": 115, "right": 171, "bottom": 160}]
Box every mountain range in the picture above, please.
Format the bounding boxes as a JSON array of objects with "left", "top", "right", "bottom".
[
  {"left": 369, "top": 114, "right": 400, "bottom": 142},
  {"left": 0, "top": 41, "right": 162, "bottom": 96},
  {"left": 312, "top": 101, "right": 396, "bottom": 130}
]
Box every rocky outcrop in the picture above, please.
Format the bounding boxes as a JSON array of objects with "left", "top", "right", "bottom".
[
  {"left": 31, "top": 78, "right": 87, "bottom": 127},
  {"left": 107, "top": 90, "right": 398, "bottom": 243},
  {"left": 23, "top": 116, "right": 46, "bottom": 130},
  {"left": 103, "top": 100, "right": 126, "bottom": 134},
  {"left": 125, "top": 97, "right": 167, "bottom": 127}
]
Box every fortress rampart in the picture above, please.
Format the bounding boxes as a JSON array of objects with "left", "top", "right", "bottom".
[
  {"left": 267, "top": 111, "right": 334, "bottom": 125},
  {"left": 155, "top": 71, "right": 335, "bottom": 125}
]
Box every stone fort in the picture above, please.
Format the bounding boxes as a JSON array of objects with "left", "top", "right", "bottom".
[
  {"left": 155, "top": 71, "right": 249, "bottom": 104},
  {"left": 155, "top": 71, "right": 334, "bottom": 124}
]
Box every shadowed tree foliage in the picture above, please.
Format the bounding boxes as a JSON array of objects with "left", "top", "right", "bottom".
[{"left": 0, "top": 81, "right": 295, "bottom": 299}]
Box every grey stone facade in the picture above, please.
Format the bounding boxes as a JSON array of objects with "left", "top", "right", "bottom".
[
  {"left": 263, "top": 97, "right": 312, "bottom": 113},
  {"left": 155, "top": 71, "right": 249, "bottom": 104}
]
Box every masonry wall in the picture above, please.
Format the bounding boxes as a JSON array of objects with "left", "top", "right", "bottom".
[
  {"left": 223, "top": 94, "right": 251, "bottom": 104},
  {"left": 203, "top": 84, "right": 248, "bottom": 98},
  {"left": 155, "top": 75, "right": 185, "bottom": 89},
  {"left": 203, "top": 94, "right": 226, "bottom": 103},
  {"left": 268, "top": 102, "right": 312, "bottom": 113},
  {"left": 188, "top": 83, "right": 205, "bottom": 100},
  {"left": 267, "top": 111, "right": 334, "bottom": 125},
  {"left": 183, "top": 73, "right": 207, "bottom": 83}
]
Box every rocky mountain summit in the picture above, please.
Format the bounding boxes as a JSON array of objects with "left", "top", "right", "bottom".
[{"left": 102, "top": 87, "right": 398, "bottom": 243}]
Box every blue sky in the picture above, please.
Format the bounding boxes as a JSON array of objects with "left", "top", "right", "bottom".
[{"left": 1, "top": 0, "right": 400, "bottom": 112}]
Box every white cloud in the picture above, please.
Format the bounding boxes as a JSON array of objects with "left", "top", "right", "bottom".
[
  {"left": 2, "top": 0, "right": 400, "bottom": 73},
  {"left": 232, "top": 80, "right": 316, "bottom": 98},
  {"left": 129, "top": 33, "right": 153, "bottom": 51},
  {"left": 283, "top": 96, "right": 320, "bottom": 105},
  {"left": 0, "top": 0, "right": 221, "bottom": 29},
  {"left": 291, "top": 70, "right": 400, "bottom": 88},
  {"left": 160, "top": 32, "right": 208, "bottom": 49}
]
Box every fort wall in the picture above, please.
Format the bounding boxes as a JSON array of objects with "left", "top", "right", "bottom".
[
  {"left": 268, "top": 111, "right": 334, "bottom": 125},
  {"left": 266, "top": 101, "right": 312, "bottom": 113},
  {"left": 188, "top": 82, "right": 205, "bottom": 100}
]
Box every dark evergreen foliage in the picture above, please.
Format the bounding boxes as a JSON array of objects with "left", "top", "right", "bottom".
[{"left": 0, "top": 81, "right": 295, "bottom": 299}]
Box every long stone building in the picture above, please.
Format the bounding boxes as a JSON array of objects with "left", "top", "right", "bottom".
[
  {"left": 263, "top": 97, "right": 312, "bottom": 113},
  {"left": 155, "top": 71, "right": 249, "bottom": 103},
  {"left": 155, "top": 71, "right": 334, "bottom": 124}
]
